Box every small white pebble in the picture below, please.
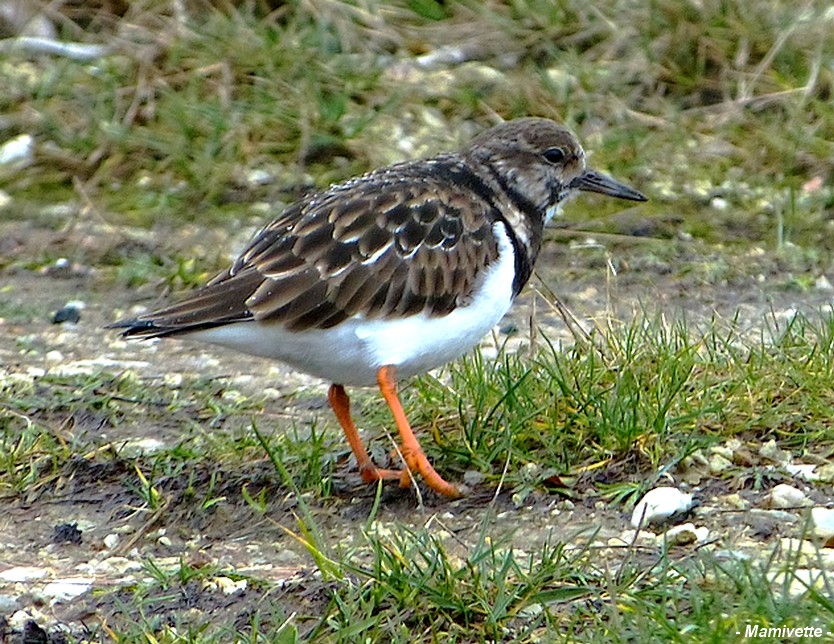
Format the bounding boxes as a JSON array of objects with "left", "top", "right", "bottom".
[
  {"left": 0, "top": 133, "right": 34, "bottom": 166},
  {"left": 246, "top": 168, "right": 274, "bottom": 186},
  {"left": 0, "top": 566, "right": 49, "bottom": 582},
  {"left": 663, "top": 523, "right": 708, "bottom": 546},
  {"left": 213, "top": 576, "right": 248, "bottom": 594},
  {"left": 708, "top": 453, "right": 733, "bottom": 475},
  {"left": 767, "top": 484, "right": 809, "bottom": 509},
  {"left": 814, "top": 275, "right": 834, "bottom": 292},
  {"left": 9, "top": 607, "right": 51, "bottom": 631},
  {"left": 163, "top": 373, "right": 183, "bottom": 387},
  {"left": 631, "top": 487, "right": 694, "bottom": 528},
  {"left": 759, "top": 439, "right": 790, "bottom": 464},
  {"left": 119, "top": 437, "right": 166, "bottom": 457},
  {"left": 785, "top": 463, "right": 819, "bottom": 481},
  {"left": 462, "top": 470, "right": 485, "bottom": 486},
  {"left": 811, "top": 507, "right": 834, "bottom": 540},
  {"left": 42, "top": 578, "right": 92, "bottom": 602}
]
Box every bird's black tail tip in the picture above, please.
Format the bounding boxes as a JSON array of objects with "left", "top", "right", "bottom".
[{"left": 105, "top": 318, "right": 161, "bottom": 338}]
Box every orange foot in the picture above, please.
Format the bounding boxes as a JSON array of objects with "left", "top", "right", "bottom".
[{"left": 326, "top": 369, "right": 461, "bottom": 499}]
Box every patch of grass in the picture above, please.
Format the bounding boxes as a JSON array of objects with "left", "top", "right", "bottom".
[
  {"left": 317, "top": 524, "right": 594, "bottom": 641},
  {"left": 78, "top": 515, "right": 834, "bottom": 641},
  {"left": 403, "top": 310, "right": 834, "bottom": 498},
  {"left": 0, "top": 368, "right": 264, "bottom": 494},
  {"left": 244, "top": 509, "right": 834, "bottom": 642},
  {"left": 0, "top": 290, "right": 43, "bottom": 323},
  {"left": 102, "top": 556, "right": 296, "bottom": 642},
  {"left": 113, "top": 251, "right": 214, "bottom": 290}
]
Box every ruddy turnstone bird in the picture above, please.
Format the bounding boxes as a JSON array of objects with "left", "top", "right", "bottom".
[{"left": 110, "top": 117, "right": 647, "bottom": 498}]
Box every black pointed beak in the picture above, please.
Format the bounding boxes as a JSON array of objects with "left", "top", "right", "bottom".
[{"left": 573, "top": 169, "right": 647, "bottom": 202}]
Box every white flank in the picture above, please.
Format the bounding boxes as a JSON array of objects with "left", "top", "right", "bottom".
[{"left": 187, "top": 223, "right": 517, "bottom": 386}]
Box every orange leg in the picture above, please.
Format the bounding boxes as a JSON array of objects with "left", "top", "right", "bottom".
[
  {"left": 328, "top": 384, "right": 402, "bottom": 483},
  {"left": 376, "top": 366, "right": 461, "bottom": 498}
]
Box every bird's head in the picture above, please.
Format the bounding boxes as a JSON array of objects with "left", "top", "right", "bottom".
[{"left": 465, "top": 117, "right": 647, "bottom": 222}]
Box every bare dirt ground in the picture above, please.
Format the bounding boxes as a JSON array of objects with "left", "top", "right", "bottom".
[{"left": 1, "top": 217, "right": 833, "bottom": 639}]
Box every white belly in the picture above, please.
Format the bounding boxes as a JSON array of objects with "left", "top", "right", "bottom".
[{"left": 186, "top": 224, "right": 516, "bottom": 386}]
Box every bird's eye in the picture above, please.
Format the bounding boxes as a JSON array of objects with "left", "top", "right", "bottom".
[{"left": 543, "top": 147, "right": 566, "bottom": 164}]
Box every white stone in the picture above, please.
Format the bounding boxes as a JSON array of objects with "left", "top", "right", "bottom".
[
  {"left": 210, "top": 576, "right": 247, "bottom": 595},
  {"left": 711, "top": 443, "right": 734, "bottom": 459},
  {"left": 261, "top": 387, "right": 283, "bottom": 400},
  {"left": 39, "top": 203, "right": 77, "bottom": 218},
  {"left": 42, "top": 578, "right": 92, "bottom": 602},
  {"left": 811, "top": 507, "right": 834, "bottom": 540},
  {"left": 119, "top": 437, "right": 166, "bottom": 457},
  {"left": 767, "top": 484, "right": 809, "bottom": 509},
  {"left": 0, "top": 566, "right": 48, "bottom": 582},
  {"left": 98, "top": 556, "right": 143, "bottom": 575},
  {"left": 517, "top": 602, "right": 543, "bottom": 618},
  {"left": 631, "top": 487, "right": 694, "bottom": 528},
  {"left": 712, "top": 549, "right": 752, "bottom": 562},
  {"left": 222, "top": 389, "right": 247, "bottom": 404},
  {"left": 785, "top": 463, "right": 819, "bottom": 481},
  {"left": 663, "top": 523, "right": 709, "bottom": 546},
  {"left": 163, "top": 373, "right": 183, "bottom": 387},
  {"left": 769, "top": 568, "right": 827, "bottom": 598},
  {"left": 246, "top": 168, "right": 274, "bottom": 186},
  {"left": 759, "top": 439, "right": 790, "bottom": 463},
  {"left": 814, "top": 275, "right": 834, "bottom": 292},
  {"left": 520, "top": 462, "right": 540, "bottom": 480},
  {"left": 103, "top": 533, "right": 120, "bottom": 550},
  {"left": 708, "top": 453, "right": 733, "bottom": 475},
  {"left": 0, "top": 134, "right": 34, "bottom": 166},
  {"left": 9, "top": 607, "right": 51, "bottom": 630},
  {"left": 0, "top": 189, "right": 11, "bottom": 209}
]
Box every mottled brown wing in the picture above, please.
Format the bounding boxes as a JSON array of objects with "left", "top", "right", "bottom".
[
  {"left": 124, "top": 161, "right": 501, "bottom": 335},
  {"left": 240, "top": 164, "right": 501, "bottom": 330}
]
